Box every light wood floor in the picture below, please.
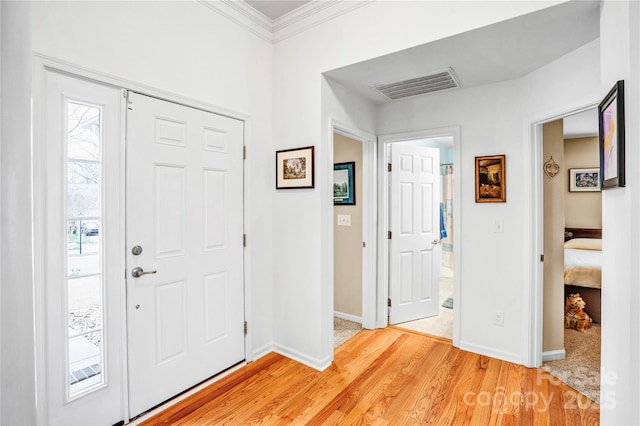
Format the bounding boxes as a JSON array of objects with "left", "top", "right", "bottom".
[{"left": 140, "top": 327, "right": 599, "bottom": 425}]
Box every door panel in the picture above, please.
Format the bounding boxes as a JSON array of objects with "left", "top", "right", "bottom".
[
  {"left": 389, "top": 144, "right": 441, "bottom": 324},
  {"left": 126, "top": 93, "right": 245, "bottom": 417}
]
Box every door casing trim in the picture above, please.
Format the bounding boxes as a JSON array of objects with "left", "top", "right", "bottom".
[
  {"left": 329, "top": 119, "right": 378, "bottom": 332},
  {"left": 377, "top": 126, "right": 461, "bottom": 346},
  {"left": 525, "top": 100, "right": 599, "bottom": 368}
]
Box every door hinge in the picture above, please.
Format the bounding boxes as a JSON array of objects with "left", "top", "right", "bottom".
[
  {"left": 362, "top": 241, "right": 366, "bottom": 248},
  {"left": 540, "top": 254, "right": 544, "bottom": 262},
  {"left": 387, "top": 298, "right": 391, "bottom": 307},
  {"left": 243, "top": 234, "right": 247, "bottom": 247},
  {"left": 244, "top": 321, "right": 248, "bottom": 335},
  {"left": 388, "top": 163, "right": 392, "bottom": 172},
  {"left": 243, "top": 145, "right": 247, "bottom": 160},
  {"left": 388, "top": 231, "right": 392, "bottom": 240},
  {"left": 125, "top": 90, "right": 134, "bottom": 110}
]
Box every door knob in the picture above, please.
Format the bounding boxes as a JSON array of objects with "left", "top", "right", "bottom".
[
  {"left": 131, "top": 266, "right": 157, "bottom": 278},
  {"left": 431, "top": 239, "right": 441, "bottom": 245}
]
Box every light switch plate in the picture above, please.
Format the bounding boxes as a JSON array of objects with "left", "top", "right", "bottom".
[{"left": 337, "top": 214, "right": 351, "bottom": 226}]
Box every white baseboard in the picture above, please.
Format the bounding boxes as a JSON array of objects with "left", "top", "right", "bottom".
[
  {"left": 334, "top": 311, "right": 362, "bottom": 324},
  {"left": 273, "top": 343, "right": 332, "bottom": 372},
  {"left": 250, "top": 342, "right": 274, "bottom": 362},
  {"left": 542, "top": 349, "right": 566, "bottom": 362},
  {"left": 458, "top": 340, "right": 522, "bottom": 365}
]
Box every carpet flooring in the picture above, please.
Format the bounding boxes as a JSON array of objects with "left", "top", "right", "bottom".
[
  {"left": 542, "top": 324, "right": 601, "bottom": 403},
  {"left": 334, "top": 317, "right": 362, "bottom": 348}
]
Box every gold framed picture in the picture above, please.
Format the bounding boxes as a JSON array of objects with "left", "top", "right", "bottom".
[{"left": 475, "top": 155, "right": 506, "bottom": 203}]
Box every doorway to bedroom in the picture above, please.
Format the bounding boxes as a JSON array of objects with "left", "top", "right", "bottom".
[{"left": 540, "top": 108, "right": 602, "bottom": 403}]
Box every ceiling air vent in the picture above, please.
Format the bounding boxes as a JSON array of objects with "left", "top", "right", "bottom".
[{"left": 373, "top": 68, "right": 461, "bottom": 100}]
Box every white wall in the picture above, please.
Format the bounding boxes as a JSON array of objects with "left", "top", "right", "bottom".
[
  {"left": 272, "top": 1, "right": 558, "bottom": 368},
  {"left": 599, "top": 1, "right": 640, "bottom": 424},
  {"left": 376, "top": 39, "right": 600, "bottom": 363},
  {"left": 378, "top": 79, "right": 528, "bottom": 361},
  {"left": 1, "top": 2, "right": 36, "bottom": 424},
  {"left": 1, "top": 1, "right": 273, "bottom": 422}
]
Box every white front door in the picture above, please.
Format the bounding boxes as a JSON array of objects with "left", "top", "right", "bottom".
[
  {"left": 43, "top": 71, "right": 125, "bottom": 425},
  {"left": 125, "top": 93, "right": 245, "bottom": 417},
  {"left": 388, "top": 144, "right": 441, "bottom": 324}
]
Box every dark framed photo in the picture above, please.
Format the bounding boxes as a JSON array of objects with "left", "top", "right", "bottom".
[
  {"left": 333, "top": 162, "right": 355, "bottom": 205},
  {"left": 276, "top": 146, "right": 315, "bottom": 189},
  {"left": 475, "top": 155, "right": 506, "bottom": 203},
  {"left": 569, "top": 168, "right": 601, "bottom": 192},
  {"left": 599, "top": 80, "right": 625, "bottom": 189}
]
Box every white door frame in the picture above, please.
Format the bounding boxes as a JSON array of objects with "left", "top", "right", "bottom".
[
  {"left": 377, "top": 126, "right": 461, "bottom": 346},
  {"left": 31, "top": 55, "right": 251, "bottom": 424},
  {"left": 525, "top": 101, "right": 599, "bottom": 368},
  {"left": 329, "top": 119, "right": 377, "bottom": 330}
]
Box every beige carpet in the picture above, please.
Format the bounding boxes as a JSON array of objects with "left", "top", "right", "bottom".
[
  {"left": 542, "top": 324, "right": 601, "bottom": 403},
  {"left": 334, "top": 317, "right": 362, "bottom": 348}
]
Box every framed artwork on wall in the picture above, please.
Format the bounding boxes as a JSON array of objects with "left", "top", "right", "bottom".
[
  {"left": 275, "top": 146, "right": 315, "bottom": 189},
  {"left": 475, "top": 155, "right": 506, "bottom": 202},
  {"left": 569, "top": 168, "right": 601, "bottom": 192},
  {"left": 333, "top": 162, "right": 355, "bottom": 205},
  {"left": 599, "top": 80, "right": 625, "bottom": 189}
]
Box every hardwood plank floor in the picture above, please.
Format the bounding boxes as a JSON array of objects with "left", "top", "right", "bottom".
[{"left": 139, "top": 327, "right": 599, "bottom": 425}]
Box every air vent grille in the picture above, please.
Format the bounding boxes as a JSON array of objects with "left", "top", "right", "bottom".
[{"left": 374, "top": 68, "right": 460, "bottom": 100}]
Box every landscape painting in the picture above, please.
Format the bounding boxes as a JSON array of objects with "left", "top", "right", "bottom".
[{"left": 276, "top": 146, "right": 315, "bottom": 189}]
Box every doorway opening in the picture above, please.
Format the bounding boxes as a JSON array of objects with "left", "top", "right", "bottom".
[
  {"left": 330, "top": 123, "right": 377, "bottom": 349},
  {"left": 332, "top": 132, "right": 364, "bottom": 346},
  {"left": 540, "top": 108, "right": 602, "bottom": 403},
  {"left": 377, "top": 127, "right": 460, "bottom": 343},
  {"left": 388, "top": 138, "right": 454, "bottom": 339}
]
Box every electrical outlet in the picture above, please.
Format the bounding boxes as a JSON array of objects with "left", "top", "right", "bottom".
[{"left": 493, "top": 311, "right": 504, "bottom": 326}]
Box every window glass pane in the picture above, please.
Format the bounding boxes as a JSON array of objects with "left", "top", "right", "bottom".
[
  {"left": 68, "top": 332, "right": 103, "bottom": 395},
  {"left": 67, "top": 220, "right": 101, "bottom": 276},
  {"left": 68, "top": 162, "right": 100, "bottom": 218},
  {"left": 67, "top": 102, "right": 100, "bottom": 161},
  {"left": 68, "top": 275, "right": 102, "bottom": 333}
]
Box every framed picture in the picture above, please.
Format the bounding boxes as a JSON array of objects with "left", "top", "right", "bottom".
[
  {"left": 599, "top": 80, "right": 625, "bottom": 189},
  {"left": 475, "top": 155, "right": 506, "bottom": 203},
  {"left": 333, "top": 162, "right": 355, "bottom": 205},
  {"left": 569, "top": 168, "right": 601, "bottom": 192},
  {"left": 276, "top": 146, "right": 315, "bottom": 189}
]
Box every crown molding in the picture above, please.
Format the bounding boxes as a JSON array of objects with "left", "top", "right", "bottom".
[
  {"left": 199, "top": 0, "right": 374, "bottom": 44},
  {"left": 199, "top": 0, "right": 273, "bottom": 42}
]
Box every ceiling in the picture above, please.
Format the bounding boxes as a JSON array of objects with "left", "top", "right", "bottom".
[
  {"left": 564, "top": 109, "right": 598, "bottom": 139},
  {"left": 244, "top": 0, "right": 312, "bottom": 20},
  {"left": 324, "top": 1, "right": 600, "bottom": 104},
  {"left": 240, "top": 1, "right": 600, "bottom": 137}
]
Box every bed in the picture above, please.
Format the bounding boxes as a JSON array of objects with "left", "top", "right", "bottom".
[{"left": 564, "top": 227, "right": 602, "bottom": 323}]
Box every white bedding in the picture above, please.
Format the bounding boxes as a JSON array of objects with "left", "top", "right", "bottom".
[
  {"left": 564, "top": 245, "right": 602, "bottom": 289},
  {"left": 564, "top": 248, "right": 602, "bottom": 269}
]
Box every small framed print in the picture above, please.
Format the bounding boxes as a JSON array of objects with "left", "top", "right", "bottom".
[
  {"left": 475, "top": 155, "right": 506, "bottom": 203},
  {"left": 333, "top": 162, "right": 355, "bottom": 205},
  {"left": 569, "top": 168, "right": 601, "bottom": 192},
  {"left": 276, "top": 146, "right": 315, "bottom": 189}
]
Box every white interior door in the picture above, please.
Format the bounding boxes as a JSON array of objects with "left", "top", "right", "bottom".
[
  {"left": 43, "top": 71, "right": 125, "bottom": 425},
  {"left": 388, "top": 144, "right": 441, "bottom": 324},
  {"left": 126, "top": 93, "right": 245, "bottom": 417}
]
